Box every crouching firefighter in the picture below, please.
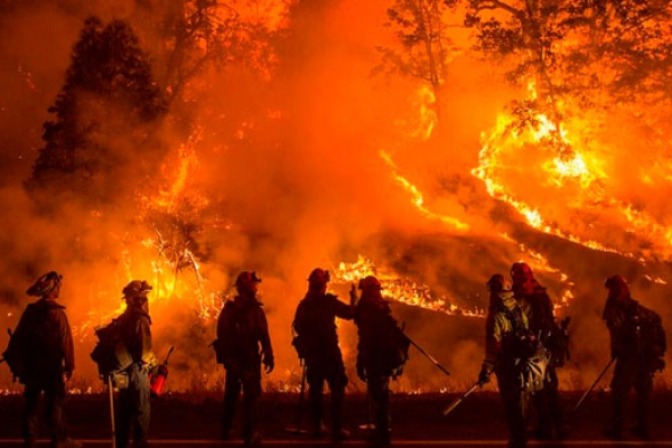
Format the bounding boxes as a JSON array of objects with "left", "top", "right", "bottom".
[
  {"left": 479, "top": 274, "right": 547, "bottom": 448},
  {"left": 292, "top": 268, "right": 353, "bottom": 441},
  {"left": 3, "top": 272, "right": 81, "bottom": 448},
  {"left": 354, "top": 275, "right": 409, "bottom": 447},
  {"left": 215, "top": 271, "right": 274, "bottom": 446},
  {"left": 602, "top": 275, "right": 666, "bottom": 440},
  {"left": 114, "top": 280, "right": 157, "bottom": 448}
]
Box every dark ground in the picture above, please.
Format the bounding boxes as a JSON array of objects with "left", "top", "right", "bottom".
[{"left": 0, "top": 391, "right": 671, "bottom": 446}]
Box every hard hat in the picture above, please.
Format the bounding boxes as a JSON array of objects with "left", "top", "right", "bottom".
[
  {"left": 26, "top": 271, "right": 62, "bottom": 297},
  {"left": 486, "top": 274, "right": 506, "bottom": 291},
  {"left": 122, "top": 280, "right": 152, "bottom": 298},
  {"left": 510, "top": 261, "right": 533, "bottom": 278},
  {"left": 358, "top": 275, "right": 382, "bottom": 291},
  {"left": 604, "top": 274, "right": 628, "bottom": 290},
  {"left": 307, "top": 268, "right": 330, "bottom": 285},
  {"left": 235, "top": 271, "right": 262, "bottom": 288}
]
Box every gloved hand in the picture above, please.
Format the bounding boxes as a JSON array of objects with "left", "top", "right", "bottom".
[
  {"left": 478, "top": 367, "right": 491, "bottom": 386},
  {"left": 357, "top": 362, "right": 367, "bottom": 382},
  {"left": 349, "top": 283, "right": 358, "bottom": 305},
  {"left": 263, "top": 354, "right": 274, "bottom": 374}
]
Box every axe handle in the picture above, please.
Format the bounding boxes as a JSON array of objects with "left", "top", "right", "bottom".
[
  {"left": 108, "top": 375, "right": 117, "bottom": 448},
  {"left": 572, "top": 357, "right": 616, "bottom": 413},
  {"left": 164, "top": 346, "right": 175, "bottom": 364},
  {"left": 443, "top": 382, "right": 480, "bottom": 416}
]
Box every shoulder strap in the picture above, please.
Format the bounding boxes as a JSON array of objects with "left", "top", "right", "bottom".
[{"left": 502, "top": 305, "right": 526, "bottom": 332}]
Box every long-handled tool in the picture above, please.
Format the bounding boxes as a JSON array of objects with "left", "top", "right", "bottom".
[
  {"left": 406, "top": 335, "right": 451, "bottom": 377},
  {"left": 108, "top": 374, "right": 117, "bottom": 448},
  {"left": 442, "top": 381, "right": 481, "bottom": 416},
  {"left": 572, "top": 357, "right": 616, "bottom": 413},
  {"left": 284, "top": 363, "right": 309, "bottom": 435}
]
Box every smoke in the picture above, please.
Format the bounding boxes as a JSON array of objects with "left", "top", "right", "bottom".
[{"left": 0, "top": 0, "right": 671, "bottom": 393}]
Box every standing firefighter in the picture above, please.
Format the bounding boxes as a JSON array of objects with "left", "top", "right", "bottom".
[
  {"left": 115, "top": 280, "right": 156, "bottom": 448},
  {"left": 510, "top": 262, "right": 566, "bottom": 439},
  {"left": 479, "top": 274, "right": 537, "bottom": 448},
  {"left": 602, "top": 275, "right": 666, "bottom": 440},
  {"left": 216, "top": 271, "right": 274, "bottom": 446},
  {"left": 3, "top": 272, "right": 81, "bottom": 448},
  {"left": 353, "top": 275, "right": 409, "bottom": 447},
  {"left": 292, "top": 268, "right": 353, "bottom": 441}
]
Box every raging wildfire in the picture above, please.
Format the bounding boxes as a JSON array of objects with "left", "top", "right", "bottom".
[{"left": 0, "top": 0, "right": 671, "bottom": 399}]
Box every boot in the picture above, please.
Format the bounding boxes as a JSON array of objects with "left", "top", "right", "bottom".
[
  {"left": 602, "top": 427, "right": 623, "bottom": 441},
  {"left": 332, "top": 427, "right": 350, "bottom": 441},
  {"left": 311, "top": 423, "right": 328, "bottom": 439},
  {"left": 631, "top": 424, "right": 651, "bottom": 440},
  {"left": 53, "top": 438, "right": 83, "bottom": 448},
  {"left": 243, "top": 431, "right": 262, "bottom": 446}
]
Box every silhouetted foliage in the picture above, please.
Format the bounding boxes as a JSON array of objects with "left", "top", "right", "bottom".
[
  {"left": 374, "top": 0, "right": 459, "bottom": 120},
  {"left": 27, "top": 16, "right": 167, "bottom": 208}
]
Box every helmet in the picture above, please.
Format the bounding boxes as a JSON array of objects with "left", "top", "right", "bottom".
[
  {"left": 486, "top": 274, "right": 506, "bottom": 292},
  {"left": 307, "top": 268, "right": 330, "bottom": 285},
  {"left": 26, "top": 271, "right": 62, "bottom": 297},
  {"left": 511, "top": 261, "right": 533, "bottom": 279},
  {"left": 604, "top": 275, "right": 628, "bottom": 291},
  {"left": 235, "top": 271, "right": 262, "bottom": 288},
  {"left": 358, "top": 275, "right": 382, "bottom": 291},
  {"left": 122, "top": 280, "right": 152, "bottom": 298}
]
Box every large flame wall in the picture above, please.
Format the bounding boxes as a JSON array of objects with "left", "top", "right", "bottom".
[{"left": 0, "top": 0, "right": 670, "bottom": 392}]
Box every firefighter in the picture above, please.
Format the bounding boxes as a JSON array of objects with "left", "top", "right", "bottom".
[
  {"left": 479, "top": 274, "right": 531, "bottom": 448},
  {"left": 217, "top": 271, "right": 274, "bottom": 446},
  {"left": 510, "top": 262, "right": 566, "bottom": 439},
  {"left": 602, "top": 275, "right": 666, "bottom": 440},
  {"left": 353, "top": 275, "right": 409, "bottom": 447},
  {"left": 115, "top": 280, "right": 157, "bottom": 448},
  {"left": 6, "top": 272, "right": 81, "bottom": 448},
  {"left": 292, "top": 268, "right": 353, "bottom": 441}
]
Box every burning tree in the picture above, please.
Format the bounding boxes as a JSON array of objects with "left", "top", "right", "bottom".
[
  {"left": 375, "top": 0, "right": 459, "bottom": 123},
  {"left": 134, "top": 0, "right": 287, "bottom": 107}
]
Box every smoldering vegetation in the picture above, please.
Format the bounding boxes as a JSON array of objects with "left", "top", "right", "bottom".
[{"left": 0, "top": 0, "right": 671, "bottom": 392}]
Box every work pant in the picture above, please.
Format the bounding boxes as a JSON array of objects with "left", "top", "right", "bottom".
[
  {"left": 366, "top": 371, "right": 391, "bottom": 444},
  {"left": 222, "top": 366, "right": 262, "bottom": 440},
  {"left": 116, "top": 364, "right": 150, "bottom": 448},
  {"left": 23, "top": 377, "right": 68, "bottom": 445},
  {"left": 532, "top": 365, "right": 563, "bottom": 436},
  {"left": 306, "top": 355, "right": 348, "bottom": 433},
  {"left": 610, "top": 359, "right": 653, "bottom": 432},
  {"left": 496, "top": 369, "right": 527, "bottom": 448}
]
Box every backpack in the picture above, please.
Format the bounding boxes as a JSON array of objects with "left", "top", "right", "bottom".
[
  {"left": 638, "top": 306, "right": 667, "bottom": 372},
  {"left": 503, "top": 305, "right": 548, "bottom": 392},
  {"left": 3, "top": 329, "right": 25, "bottom": 382},
  {"left": 546, "top": 316, "right": 571, "bottom": 367},
  {"left": 90, "top": 318, "right": 133, "bottom": 378},
  {"left": 388, "top": 326, "right": 411, "bottom": 378},
  {"left": 3, "top": 303, "right": 58, "bottom": 383}
]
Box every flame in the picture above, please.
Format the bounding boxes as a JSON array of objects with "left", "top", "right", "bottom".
[
  {"left": 472, "top": 104, "right": 633, "bottom": 258},
  {"left": 151, "top": 127, "right": 208, "bottom": 213},
  {"left": 381, "top": 151, "right": 469, "bottom": 231},
  {"left": 333, "top": 255, "right": 485, "bottom": 317},
  {"left": 472, "top": 79, "right": 672, "bottom": 263},
  {"left": 394, "top": 85, "right": 438, "bottom": 141}
]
